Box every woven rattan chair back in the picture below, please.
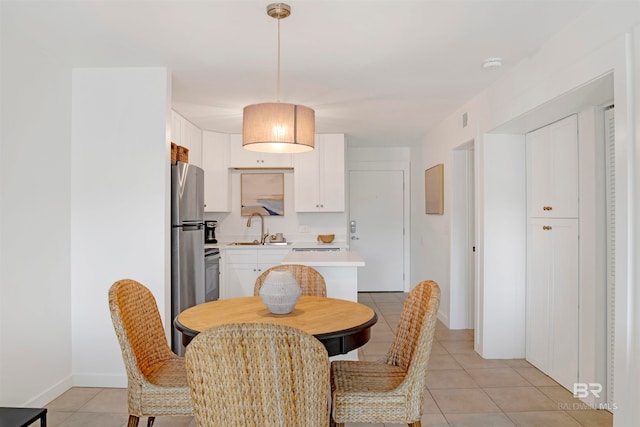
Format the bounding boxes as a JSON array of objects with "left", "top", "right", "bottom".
[
  {"left": 330, "top": 280, "right": 440, "bottom": 427},
  {"left": 384, "top": 280, "right": 440, "bottom": 372},
  {"left": 185, "top": 322, "right": 330, "bottom": 427},
  {"left": 109, "top": 279, "right": 193, "bottom": 427},
  {"left": 254, "top": 264, "right": 327, "bottom": 297}
]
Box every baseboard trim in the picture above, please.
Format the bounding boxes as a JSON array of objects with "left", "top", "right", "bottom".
[
  {"left": 73, "top": 373, "right": 127, "bottom": 388},
  {"left": 24, "top": 376, "right": 74, "bottom": 407},
  {"left": 437, "top": 310, "right": 450, "bottom": 328}
]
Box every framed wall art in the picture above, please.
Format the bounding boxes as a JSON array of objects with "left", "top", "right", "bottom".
[
  {"left": 425, "top": 164, "right": 444, "bottom": 214},
  {"left": 241, "top": 173, "right": 284, "bottom": 216}
]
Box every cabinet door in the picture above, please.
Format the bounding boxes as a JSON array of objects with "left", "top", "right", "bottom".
[
  {"left": 228, "top": 134, "right": 292, "bottom": 168},
  {"left": 186, "top": 121, "right": 203, "bottom": 168},
  {"left": 222, "top": 264, "right": 259, "bottom": 298},
  {"left": 527, "top": 115, "right": 578, "bottom": 218},
  {"left": 526, "top": 218, "right": 578, "bottom": 391},
  {"left": 257, "top": 249, "right": 290, "bottom": 265},
  {"left": 202, "top": 131, "right": 231, "bottom": 212},
  {"left": 294, "top": 134, "right": 345, "bottom": 212},
  {"left": 171, "top": 110, "right": 182, "bottom": 145},
  {"left": 526, "top": 219, "right": 552, "bottom": 373},
  {"left": 548, "top": 218, "right": 579, "bottom": 391},
  {"left": 293, "top": 141, "right": 321, "bottom": 211},
  {"left": 319, "top": 134, "right": 345, "bottom": 211},
  {"left": 172, "top": 110, "right": 203, "bottom": 167}
]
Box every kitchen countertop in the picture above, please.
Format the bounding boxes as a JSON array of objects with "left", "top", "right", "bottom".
[
  {"left": 281, "top": 250, "right": 365, "bottom": 267},
  {"left": 209, "top": 241, "right": 346, "bottom": 251}
]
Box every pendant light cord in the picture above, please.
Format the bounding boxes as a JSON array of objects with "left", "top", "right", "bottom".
[{"left": 277, "top": 16, "right": 281, "bottom": 103}]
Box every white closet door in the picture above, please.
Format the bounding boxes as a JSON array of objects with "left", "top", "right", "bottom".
[
  {"left": 527, "top": 218, "right": 579, "bottom": 390},
  {"left": 526, "top": 114, "right": 579, "bottom": 393},
  {"left": 548, "top": 218, "right": 579, "bottom": 391},
  {"left": 527, "top": 115, "right": 578, "bottom": 218},
  {"left": 526, "top": 219, "right": 552, "bottom": 373}
]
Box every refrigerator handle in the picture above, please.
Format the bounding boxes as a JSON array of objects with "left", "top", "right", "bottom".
[{"left": 175, "top": 223, "right": 204, "bottom": 230}]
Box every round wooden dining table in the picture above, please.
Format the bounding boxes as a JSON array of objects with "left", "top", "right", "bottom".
[{"left": 174, "top": 296, "right": 378, "bottom": 356}]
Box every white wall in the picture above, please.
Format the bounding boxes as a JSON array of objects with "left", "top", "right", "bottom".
[
  {"left": 477, "top": 134, "right": 526, "bottom": 358},
  {"left": 71, "top": 68, "right": 171, "bottom": 387},
  {"left": 1, "top": 4, "right": 173, "bottom": 404},
  {"left": 1, "top": 11, "right": 73, "bottom": 406},
  {"left": 416, "top": 3, "right": 639, "bottom": 424}
]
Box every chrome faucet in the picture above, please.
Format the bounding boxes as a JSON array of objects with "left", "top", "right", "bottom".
[{"left": 246, "top": 212, "right": 268, "bottom": 244}]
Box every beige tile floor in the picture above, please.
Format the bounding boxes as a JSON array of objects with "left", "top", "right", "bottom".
[{"left": 39, "top": 292, "right": 612, "bottom": 427}]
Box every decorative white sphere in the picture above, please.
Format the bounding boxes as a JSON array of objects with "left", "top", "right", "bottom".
[{"left": 259, "top": 269, "right": 302, "bottom": 314}]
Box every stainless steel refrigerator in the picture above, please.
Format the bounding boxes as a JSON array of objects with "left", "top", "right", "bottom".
[{"left": 171, "top": 162, "right": 205, "bottom": 355}]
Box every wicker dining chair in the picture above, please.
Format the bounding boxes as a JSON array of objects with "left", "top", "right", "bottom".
[
  {"left": 330, "top": 280, "right": 441, "bottom": 427},
  {"left": 108, "top": 279, "right": 193, "bottom": 427},
  {"left": 185, "top": 322, "right": 330, "bottom": 427},
  {"left": 254, "top": 264, "right": 327, "bottom": 297}
]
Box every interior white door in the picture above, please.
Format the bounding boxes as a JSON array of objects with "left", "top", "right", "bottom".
[{"left": 349, "top": 170, "right": 404, "bottom": 292}]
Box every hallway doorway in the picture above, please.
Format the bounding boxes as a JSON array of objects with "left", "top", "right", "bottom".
[{"left": 450, "top": 141, "right": 475, "bottom": 330}]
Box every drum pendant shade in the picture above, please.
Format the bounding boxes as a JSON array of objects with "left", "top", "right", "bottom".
[{"left": 243, "top": 102, "right": 314, "bottom": 153}]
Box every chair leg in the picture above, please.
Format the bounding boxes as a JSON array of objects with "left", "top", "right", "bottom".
[
  {"left": 127, "top": 415, "right": 139, "bottom": 427},
  {"left": 408, "top": 422, "right": 421, "bottom": 427},
  {"left": 146, "top": 417, "right": 155, "bottom": 427}
]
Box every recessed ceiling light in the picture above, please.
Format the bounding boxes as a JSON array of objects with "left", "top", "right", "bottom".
[{"left": 483, "top": 57, "right": 503, "bottom": 69}]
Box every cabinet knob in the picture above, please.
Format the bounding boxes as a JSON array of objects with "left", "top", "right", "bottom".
[
  {"left": 316, "top": 204, "right": 319, "bottom": 208},
  {"left": 543, "top": 206, "right": 553, "bottom": 211},
  {"left": 320, "top": 204, "right": 324, "bottom": 208},
  {"left": 542, "top": 225, "right": 553, "bottom": 230}
]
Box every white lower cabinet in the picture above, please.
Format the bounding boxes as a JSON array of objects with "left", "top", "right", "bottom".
[
  {"left": 220, "top": 248, "right": 290, "bottom": 299},
  {"left": 526, "top": 218, "right": 579, "bottom": 391}
]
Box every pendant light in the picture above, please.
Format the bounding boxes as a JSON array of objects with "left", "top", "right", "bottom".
[{"left": 242, "top": 3, "right": 315, "bottom": 153}]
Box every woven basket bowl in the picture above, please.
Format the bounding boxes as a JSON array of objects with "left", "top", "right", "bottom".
[{"left": 317, "top": 234, "right": 335, "bottom": 243}]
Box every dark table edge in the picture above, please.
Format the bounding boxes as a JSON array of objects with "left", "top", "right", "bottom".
[
  {"left": 0, "top": 407, "right": 47, "bottom": 427},
  {"left": 174, "top": 312, "right": 378, "bottom": 356}
]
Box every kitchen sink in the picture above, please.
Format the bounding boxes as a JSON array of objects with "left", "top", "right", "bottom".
[{"left": 266, "top": 241, "right": 293, "bottom": 246}]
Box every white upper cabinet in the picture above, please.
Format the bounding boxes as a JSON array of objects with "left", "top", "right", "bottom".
[
  {"left": 202, "top": 131, "right": 231, "bottom": 212},
  {"left": 171, "top": 110, "right": 203, "bottom": 168},
  {"left": 171, "top": 110, "right": 182, "bottom": 145},
  {"left": 228, "top": 134, "right": 292, "bottom": 168},
  {"left": 526, "top": 115, "right": 578, "bottom": 218},
  {"left": 294, "top": 133, "right": 345, "bottom": 212}
]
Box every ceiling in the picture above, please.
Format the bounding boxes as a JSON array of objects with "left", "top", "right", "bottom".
[{"left": 7, "top": 0, "right": 607, "bottom": 146}]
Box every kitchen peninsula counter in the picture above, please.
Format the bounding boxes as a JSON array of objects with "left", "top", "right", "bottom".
[
  {"left": 281, "top": 250, "right": 365, "bottom": 267},
  {"left": 281, "top": 250, "right": 364, "bottom": 302}
]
